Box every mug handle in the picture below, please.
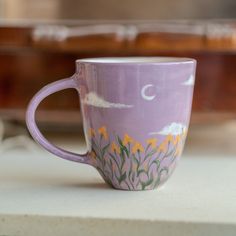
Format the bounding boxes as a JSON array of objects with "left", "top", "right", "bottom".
[{"left": 26, "top": 75, "right": 90, "bottom": 164}]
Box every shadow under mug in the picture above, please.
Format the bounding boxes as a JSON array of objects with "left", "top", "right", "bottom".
[{"left": 26, "top": 57, "right": 196, "bottom": 191}]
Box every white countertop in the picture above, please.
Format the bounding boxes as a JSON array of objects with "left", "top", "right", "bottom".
[{"left": 0, "top": 123, "right": 236, "bottom": 236}]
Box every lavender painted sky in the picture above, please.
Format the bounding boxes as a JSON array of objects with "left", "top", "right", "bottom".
[{"left": 77, "top": 59, "right": 196, "bottom": 144}]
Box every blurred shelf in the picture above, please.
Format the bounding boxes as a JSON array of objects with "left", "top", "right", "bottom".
[{"left": 1, "top": 20, "right": 236, "bottom": 115}]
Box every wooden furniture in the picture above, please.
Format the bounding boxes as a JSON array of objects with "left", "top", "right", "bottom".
[{"left": 0, "top": 20, "right": 236, "bottom": 123}]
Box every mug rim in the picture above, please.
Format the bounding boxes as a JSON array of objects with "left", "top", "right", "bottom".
[{"left": 76, "top": 57, "right": 196, "bottom": 65}]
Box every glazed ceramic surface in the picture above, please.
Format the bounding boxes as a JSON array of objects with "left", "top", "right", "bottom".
[{"left": 26, "top": 57, "right": 196, "bottom": 190}]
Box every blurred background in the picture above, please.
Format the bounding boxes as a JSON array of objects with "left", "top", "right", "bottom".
[
  {"left": 0, "top": 0, "right": 236, "bottom": 154},
  {"left": 1, "top": 0, "right": 236, "bottom": 19}
]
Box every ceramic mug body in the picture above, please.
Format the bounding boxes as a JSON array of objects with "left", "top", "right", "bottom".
[{"left": 26, "top": 57, "right": 196, "bottom": 190}]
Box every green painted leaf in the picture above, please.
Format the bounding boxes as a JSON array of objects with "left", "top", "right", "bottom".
[
  {"left": 114, "top": 172, "right": 120, "bottom": 183},
  {"left": 132, "top": 172, "right": 135, "bottom": 182},
  {"left": 109, "top": 159, "right": 113, "bottom": 168},
  {"left": 154, "top": 176, "right": 160, "bottom": 188},
  {"left": 92, "top": 148, "right": 102, "bottom": 163},
  {"left": 117, "top": 136, "right": 129, "bottom": 157},
  {"left": 101, "top": 143, "right": 110, "bottom": 156},
  {"left": 119, "top": 172, "right": 127, "bottom": 184},
  {"left": 125, "top": 180, "right": 131, "bottom": 190},
  {"left": 149, "top": 172, "right": 154, "bottom": 188},
  {"left": 133, "top": 155, "right": 140, "bottom": 172},
  {"left": 123, "top": 146, "right": 129, "bottom": 157},
  {"left": 120, "top": 147, "right": 125, "bottom": 157},
  {"left": 149, "top": 159, "right": 160, "bottom": 171},
  {"left": 109, "top": 159, "right": 113, "bottom": 179},
  {"left": 141, "top": 176, "right": 154, "bottom": 190},
  {"left": 104, "top": 170, "right": 110, "bottom": 177},
  {"left": 154, "top": 167, "right": 169, "bottom": 188},
  {"left": 133, "top": 155, "right": 139, "bottom": 164},
  {"left": 109, "top": 153, "right": 121, "bottom": 174},
  {"left": 160, "top": 166, "right": 169, "bottom": 175},
  {"left": 144, "top": 149, "right": 158, "bottom": 161},
  {"left": 137, "top": 169, "right": 146, "bottom": 176},
  {"left": 96, "top": 166, "right": 103, "bottom": 173},
  {"left": 155, "top": 160, "right": 161, "bottom": 172},
  {"left": 109, "top": 153, "right": 116, "bottom": 159},
  {"left": 119, "top": 148, "right": 126, "bottom": 170},
  {"left": 91, "top": 140, "right": 100, "bottom": 153},
  {"left": 136, "top": 179, "right": 141, "bottom": 189},
  {"left": 145, "top": 144, "right": 151, "bottom": 153},
  {"left": 129, "top": 160, "right": 133, "bottom": 178},
  {"left": 117, "top": 136, "right": 123, "bottom": 145}
]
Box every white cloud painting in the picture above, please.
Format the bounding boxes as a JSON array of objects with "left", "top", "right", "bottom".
[
  {"left": 182, "top": 75, "right": 194, "bottom": 86},
  {"left": 149, "top": 122, "right": 187, "bottom": 136},
  {"left": 82, "top": 92, "right": 133, "bottom": 108}
]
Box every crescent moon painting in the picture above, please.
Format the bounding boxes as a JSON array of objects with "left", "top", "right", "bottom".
[{"left": 141, "top": 84, "right": 156, "bottom": 101}]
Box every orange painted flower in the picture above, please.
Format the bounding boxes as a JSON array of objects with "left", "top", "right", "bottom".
[
  {"left": 89, "top": 128, "right": 96, "bottom": 137},
  {"left": 146, "top": 138, "right": 157, "bottom": 149},
  {"left": 90, "top": 151, "right": 97, "bottom": 165},
  {"left": 98, "top": 126, "right": 108, "bottom": 140},
  {"left": 123, "top": 134, "right": 134, "bottom": 146},
  {"left": 111, "top": 142, "right": 120, "bottom": 154},
  {"left": 158, "top": 141, "right": 167, "bottom": 152},
  {"left": 132, "top": 142, "right": 144, "bottom": 154},
  {"left": 90, "top": 151, "right": 96, "bottom": 159}
]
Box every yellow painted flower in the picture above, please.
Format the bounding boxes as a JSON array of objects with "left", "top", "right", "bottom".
[
  {"left": 166, "top": 134, "right": 174, "bottom": 143},
  {"left": 123, "top": 134, "right": 134, "bottom": 146},
  {"left": 174, "top": 135, "right": 181, "bottom": 145},
  {"left": 132, "top": 142, "right": 144, "bottom": 154},
  {"left": 89, "top": 128, "right": 96, "bottom": 138},
  {"left": 158, "top": 141, "right": 167, "bottom": 152},
  {"left": 146, "top": 138, "right": 157, "bottom": 149},
  {"left": 98, "top": 126, "right": 108, "bottom": 140},
  {"left": 111, "top": 142, "right": 120, "bottom": 154}
]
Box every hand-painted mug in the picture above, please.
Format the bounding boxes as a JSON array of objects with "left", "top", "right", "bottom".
[{"left": 26, "top": 57, "right": 196, "bottom": 191}]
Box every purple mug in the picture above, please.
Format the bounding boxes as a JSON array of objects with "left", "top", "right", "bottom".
[{"left": 26, "top": 57, "right": 196, "bottom": 190}]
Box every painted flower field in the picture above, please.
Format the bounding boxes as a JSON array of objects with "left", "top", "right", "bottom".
[{"left": 89, "top": 126, "right": 186, "bottom": 190}]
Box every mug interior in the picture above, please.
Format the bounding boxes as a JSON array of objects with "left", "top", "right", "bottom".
[{"left": 76, "top": 57, "right": 195, "bottom": 64}]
